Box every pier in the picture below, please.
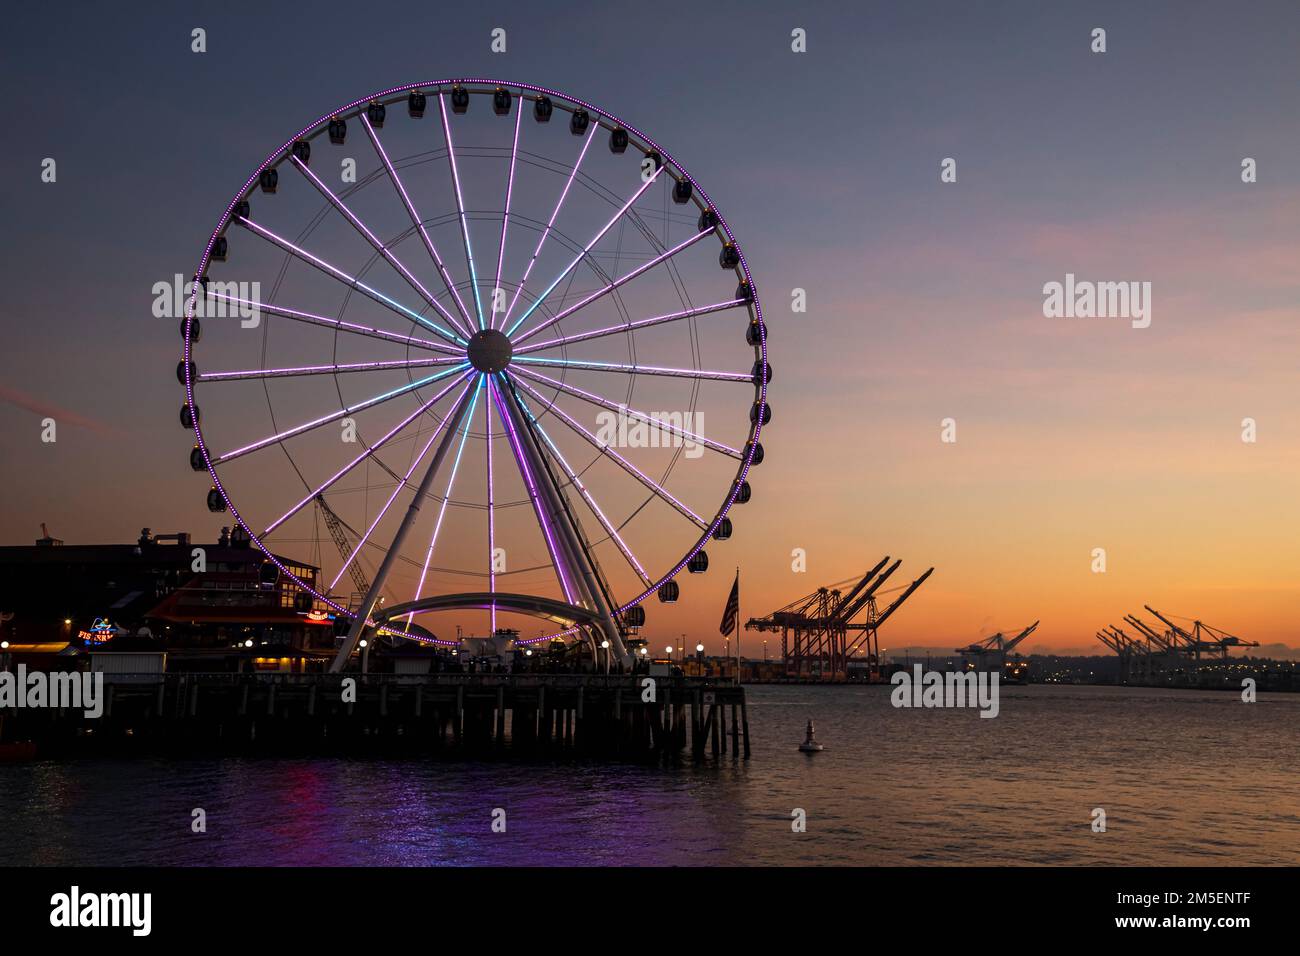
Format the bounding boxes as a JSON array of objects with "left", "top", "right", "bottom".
[{"left": 0, "top": 672, "right": 751, "bottom": 761}]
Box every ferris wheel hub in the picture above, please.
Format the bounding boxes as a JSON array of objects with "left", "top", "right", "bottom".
[{"left": 466, "top": 328, "right": 513, "bottom": 373}]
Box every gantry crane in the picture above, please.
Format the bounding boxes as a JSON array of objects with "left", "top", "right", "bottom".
[
  {"left": 956, "top": 621, "right": 1039, "bottom": 672},
  {"left": 1094, "top": 607, "right": 1261, "bottom": 683},
  {"left": 745, "top": 558, "right": 933, "bottom": 681},
  {"left": 1145, "top": 606, "right": 1260, "bottom": 660}
]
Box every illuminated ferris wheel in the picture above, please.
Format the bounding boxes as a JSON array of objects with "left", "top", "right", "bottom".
[{"left": 179, "top": 80, "right": 769, "bottom": 670}]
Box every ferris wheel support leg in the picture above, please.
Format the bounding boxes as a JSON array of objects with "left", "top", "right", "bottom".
[
  {"left": 328, "top": 384, "right": 477, "bottom": 673},
  {"left": 498, "top": 378, "right": 630, "bottom": 670}
]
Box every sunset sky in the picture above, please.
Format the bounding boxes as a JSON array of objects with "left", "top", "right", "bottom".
[{"left": 2, "top": 1, "right": 1299, "bottom": 654}]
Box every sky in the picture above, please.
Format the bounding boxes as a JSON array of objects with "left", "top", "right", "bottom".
[{"left": 2, "top": 1, "right": 1299, "bottom": 655}]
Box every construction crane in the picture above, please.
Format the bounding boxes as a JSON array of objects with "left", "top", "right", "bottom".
[
  {"left": 315, "top": 494, "right": 372, "bottom": 609},
  {"left": 745, "top": 558, "right": 933, "bottom": 681}
]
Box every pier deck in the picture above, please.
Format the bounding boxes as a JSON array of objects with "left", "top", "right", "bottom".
[{"left": 0, "top": 672, "right": 751, "bottom": 761}]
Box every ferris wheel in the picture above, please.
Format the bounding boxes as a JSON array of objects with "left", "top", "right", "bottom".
[{"left": 179, "top": 80, "right": 769, "bottom": 670}]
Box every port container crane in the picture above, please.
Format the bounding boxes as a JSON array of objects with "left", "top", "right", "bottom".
[
  {"left": 1145, "top": 606, "right": 1259, "bottom": 660},
  {"left": 745, "top": 558, "right": 932, "bottom": 681},
  {"left": 956, "top": 621, "right": 1039, "bottom": 670}
]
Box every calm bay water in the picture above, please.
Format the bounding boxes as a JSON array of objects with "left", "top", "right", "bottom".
[{"left": 1, "top": 684, "right": 1296, "bottom": 866}]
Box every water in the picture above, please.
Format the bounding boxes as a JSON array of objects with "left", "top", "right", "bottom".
[{"left": 1, "top": 684, "right": 1296, "bottom": 866}]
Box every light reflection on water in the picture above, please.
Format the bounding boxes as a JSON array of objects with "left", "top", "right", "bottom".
[{"left": 1, "top": 684, "right": 1296, "bottom": 865}]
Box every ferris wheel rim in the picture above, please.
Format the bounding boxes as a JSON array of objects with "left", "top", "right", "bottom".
[{"left": 181, "top": 78, "right": 768, "bottom": 643}]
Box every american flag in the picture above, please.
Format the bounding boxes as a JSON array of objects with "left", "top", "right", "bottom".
[{"left": 718, "top": 571, "right": 739, "bottom": 636}]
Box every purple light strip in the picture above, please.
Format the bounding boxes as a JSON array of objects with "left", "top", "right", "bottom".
[
  {"left": 291, "top": 155, "right": 469, "bottom": 338},
  {"left": 510, "top": 374, "right": 707, "bottom": 529},
  {"left": 438, "top": 93, "right": 486, "bottom": 330},
  {"left": 512, "top": 365, "right": 741, "bottom": 458},
  {"left": 504, "top": 165, "right": 664, "bottom": 337},
  {"left": 206, "top": 292, "right": 459, "bottom": 355},
  {"left": 512, "top": 355, "right": 751, "bottom": 382},
  {"left": 516, "top": 625, "right": 580, "bottom": 647},
  {"left": 238, "top": 216, "right": 464, "bottom": 346},
  {"left": 486, "top": 379, "right": 497, "bottom": 633},
  {"left": 491, "top": 97, "right": 523, "bottom": 332},
  {"left": 216, "top": 364, "right": 467, "bottom": 465},
  {"left": 509, "top": 229, "right": 711, "bottom": 346},
  {"left": 261, "top": 368, "right": 473, "bottom": 535},
  {"left": 513, "top": 298, "right": 747, "bottom": 355},
  {"left": 499, "top": 123, "right": 598, "bottom": 332},
  {"left": 513, "top": 389, "right": 651, "bottom": 585},
  {"left": 360, "top": 111, "right": 476, "bottom": 338},
  {"left": 407, "top": 376, "right": 484, "bottom": 627},
  {"left": 490, "top": 374, "right": 577, "bottom": 604},
  {"left": 328, "top": 376, "right": 476, "bottom": 591},
  {"left": 199, "top": 355, "right": 463, "bottom": 382},
  {"left": 488, "top": 382, "right": 496, "bottom": 634}
]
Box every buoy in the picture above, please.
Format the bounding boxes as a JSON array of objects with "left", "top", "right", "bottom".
[{"left": 798, "top": 718, "right": 824, "bottom": 753}]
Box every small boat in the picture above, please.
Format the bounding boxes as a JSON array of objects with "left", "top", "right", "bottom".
[{"left": 797, "top": 718, "right": 824, "bottom": 753}]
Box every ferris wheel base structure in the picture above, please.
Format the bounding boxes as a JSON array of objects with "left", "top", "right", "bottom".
[
  {"left": 328, "top": 373, "right": 630, "bottom": 672},
  {"left": 377, "top": 593, "right": 616, "bottom": 635}
]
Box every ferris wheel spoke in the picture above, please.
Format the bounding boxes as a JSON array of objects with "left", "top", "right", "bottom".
[
  {"left": 260, "top": 368, "right": 475, "bottom": 536},
  {"left": 488, "top": 374, "right": 579, "bottom": 604},
  {"left": 512, "top": 355, "right": 752, "bottom": 383},
  {"left": 499, "top": 123, "right": 598, "bottom": 332},
  {"left": 205, "top": 292, "right": 459, "bottom": 355},
  {"left": 513, "top": 297, "right": 748, "bottom": 356},
  {"left": 236, "top": 215, "right": 466, "bottom": 347},
  {"left": 511, "top": 365, "right": 742, "bottom": 459},
  {"left": 359, "top": 111, "right": 476, "bottom": 338},
  {"left": 213, "top": 362, "right": 469, "bottom": 465},
  {"left": 508, "top": 373, "right": 708, "bottom": 530},
  {"left": 438, "top": 93, "right": 486, "bottom": 330},
  {"left": 198, "top": 354, "right": 464, "bottom": 382},
  {"left": 503, "top": 165, "right": 665, "bottom": 338},
  {"left": 291, "top": 155, "right": 472, "bottom": 340},
  {"left": 328, "top": 375, "right": 478, "bottom": 592},
  {"left": 513, "top": 388, "right": 652, "bottom": 586},
  {"left": 490, "top": 97, "right": 524, "bottom": 333},
  {"left": 405, "top": 377, "right": 485, "bottom": 627},
  {"left": 509, "top": 228, "right": 713, "bottom": 347}
]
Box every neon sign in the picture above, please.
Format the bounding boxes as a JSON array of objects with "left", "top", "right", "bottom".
[{"left": 77, "top": 618, "right": 118, "bottom": 645}]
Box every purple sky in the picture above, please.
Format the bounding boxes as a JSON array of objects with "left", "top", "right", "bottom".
[{"left": 2, "top": 1, "right": 1299, "bottom": 653}]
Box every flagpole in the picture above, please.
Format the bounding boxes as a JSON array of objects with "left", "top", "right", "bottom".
[{"left": 735, "top": 565, "right": 741, "bottom": 686}]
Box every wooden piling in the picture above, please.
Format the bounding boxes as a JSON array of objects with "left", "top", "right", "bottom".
[
  {"left": 730, "top": 703, "right": 739, "bottom": 758},
  {"left": 495, "top": 686, "right": 505, "bottom": 746},
  {"left": 741, "top": 698, "right": 751, "bottom": 758}
]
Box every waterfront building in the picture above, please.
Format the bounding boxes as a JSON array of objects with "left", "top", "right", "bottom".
[{"left": 0, "top": 527, "right": 336, "bottom": 672}]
